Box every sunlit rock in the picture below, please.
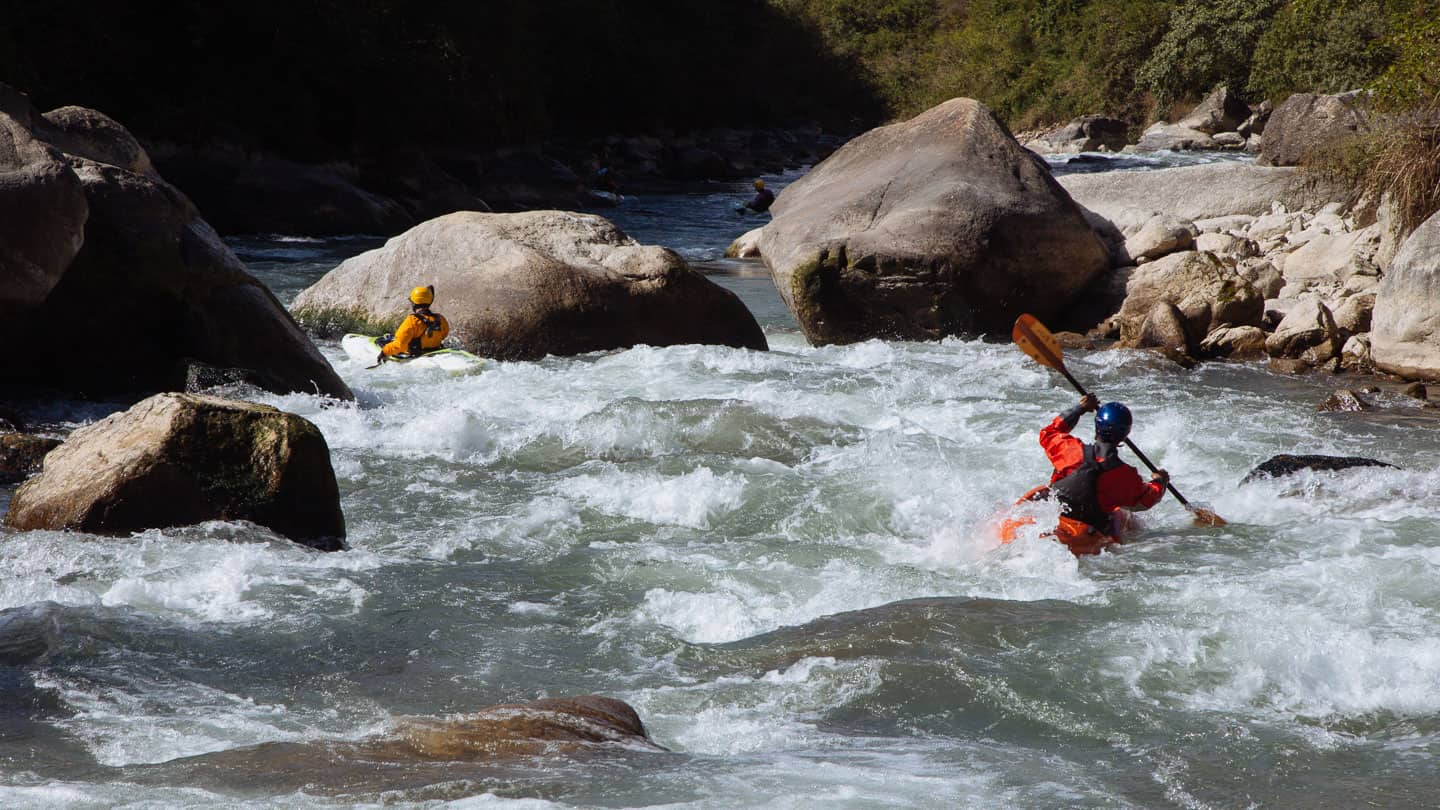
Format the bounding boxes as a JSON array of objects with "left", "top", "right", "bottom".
[
  {"left": 758, "top": 98, "right": 1107, "bottom": 344},
  {"left": 4, "top": 393, "right": 345, "bottom": 550}
]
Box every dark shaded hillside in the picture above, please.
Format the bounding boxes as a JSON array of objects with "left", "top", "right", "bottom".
[{"left": 1, "top": 0, "right": 883, "bottom": 159}]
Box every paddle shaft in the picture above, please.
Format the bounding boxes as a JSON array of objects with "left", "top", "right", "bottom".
[{"left": 1046, "top": 361, "right": 1194, "bottom": 510}]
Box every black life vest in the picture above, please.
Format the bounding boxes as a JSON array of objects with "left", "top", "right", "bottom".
[
  {"left": 1049, "top": 443, "right": 1123, "bottom": 533},
  {"left": 407, "top": 311, "right": 443, "bottom": 356}
]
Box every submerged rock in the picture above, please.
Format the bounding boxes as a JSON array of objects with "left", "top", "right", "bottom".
[
  {"left": 144, "top": 695, "right": 662, "bottom": 781},
  {"left": 4, "top": 393, "right": 345, "bottom": 550},
  {"left": 1317, "top": 389, "right": 1371, "bottom": 412},
  {"left": 757, "top": 98, "right": 1108, "bottom": 344},
  {"left": 293, "top": 211, "right": 766, "bottom": 359},
  {"left": 1241, "top": 453, "right": 1396, "bottom": 484},
  {"left": 0, "top": 434, "right": 61, "bottom": 484},
  {"left": 726, "top": 227, "right": 764, "bottom": 259}
]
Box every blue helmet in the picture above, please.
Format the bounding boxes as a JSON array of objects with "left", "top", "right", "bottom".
[{"left": 1095, "top": 402, "right": 1132, "bottom": 443}]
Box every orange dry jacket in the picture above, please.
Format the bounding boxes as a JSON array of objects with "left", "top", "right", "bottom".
[
  {"left": 382, "top": 311, "right": 450, "bottom": 357},
  {"left": 1039, "top": 415, "right": 1164, "bottom": 514}
]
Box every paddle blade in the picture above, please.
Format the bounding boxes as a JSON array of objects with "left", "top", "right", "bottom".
[
  {"left": 1012, "top": 314, "right": 1065, "bottom": 371},
  {"left": 1188, "top": 506, "right": 1227, "bottom": 527}
]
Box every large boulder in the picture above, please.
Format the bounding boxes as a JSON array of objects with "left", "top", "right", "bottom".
[
  {"left": 1372, "top": 210, "right": 1440, "bottom": 379},
  {"left": 1059, "top": 163, "right": 1342, "bottom": 238},
  {"left": 1176, "top": 87, "right": 1251, "bottom": 135},
  {"left": 4, "top": 394, "right": 345, "bottom": 550},
  {"left": 1114, "top": 251, "right": 1264, "bottom": 350},
  {"left": 1260, "top": 91, "right": 1371, "bottom": 167},
  {"left": 757, "top": 98, "right": 1108, "bottom": 343},
  {"left": 293, "top": 211, "right": 767, "bottom": 359},
  {"left": 1124, "top": 214, "right": 1196, "bottom": 263},
  {"left": 0, "top": 85, "right": 350, "bottom": 400},
  {"left": 0, "top": 86, "right": 88, "bottom": 319},
  {"left": 1025, "top": 115, "right": 1129, "bottom": 154},
  {"left": 1278, "top": 227, "right": 1380, "bottom": 284}
]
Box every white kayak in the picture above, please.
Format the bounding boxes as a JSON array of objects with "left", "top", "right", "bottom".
[{"left": 341, "top": 334, "right": 486, "bottom": 374}]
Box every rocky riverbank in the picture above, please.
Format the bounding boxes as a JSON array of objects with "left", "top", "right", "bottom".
[{"left": 149, "top": 126, "right": 847, "bottom": 237}]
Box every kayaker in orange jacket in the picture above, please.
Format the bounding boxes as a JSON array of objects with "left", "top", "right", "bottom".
[
  {"left": 379, "top": 285, "right": 450, "bottom": 362},
  {"left": 1004, "top": 394, "right": 1168, "bottom": 554}
]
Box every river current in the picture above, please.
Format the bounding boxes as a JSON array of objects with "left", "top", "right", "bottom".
[{"left": 3, "top": 152, "right": 1439, "bottom": 808}]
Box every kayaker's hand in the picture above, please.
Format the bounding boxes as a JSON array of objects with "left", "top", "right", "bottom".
[
  {"left": 375, "top": 352, "right": 386, "bottom": 365},
  {"left": 1079, "top": 393, "right": 1099, "bottom": 413},
  {"left": 1151, "top": 469, "right": 1170, "bottom": 486}
]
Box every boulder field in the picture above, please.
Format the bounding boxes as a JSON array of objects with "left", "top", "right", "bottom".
[
  {"left": 757, "top": 98, "right": 1108, "bottom": 344},
  {"left": 0, "top": 83, "right": 350, "bottom": 400},
  {"left": 293, "top": 210, "right": 767, "bottom": 360},
  {"left": 4, "top": 393, "right": 345, "bottom": 550}
]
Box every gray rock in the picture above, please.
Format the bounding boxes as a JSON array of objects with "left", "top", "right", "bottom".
[
  {"left": 1317, "top": 389, "right": 1371, "bottom": 412},
  {"left": 1132, "top": 122, "right": 1217, "bottom": 152},
  {"left": 1238, "top": 100, "right": 1274, "bottom": 137},
  {"left": 1280, "top": 227, "right": 1379, "bottom": 283},
  {"left": 1177, "top": 87, "right": 1252, "bottom": 135},
  {"left": 1260, "top": 91, "right": 1371, "bottom": 167},
  {"left": 1136, "top": 301, "right": 1196, "bottom": 357},
  {"left": 1241, "top": 453, "right": 1394, "bottom": 483},
  {"left": 1115, "top": 251, "right": 1264, "bottom": 349},
  {"left": 1266, "top": 298, "right": 1341, "bottom": 361},
  {"left": 4, "top": 394, "right": 345, "bottom": 549},
  {"left": 1059, "top": 163, "right": 1343, "bottom": 238},
  {"left": 725, "top": 227, "right": 764, "bottom": 259},
  {"left": 1340, "top": 333, "right": 1372, "bottom": 371},
  {"left": 294, "top": 211, "right": 766, "bottom": 359},
  {"left": 0, "top": 85, "right": 89, "bottom": 319},
  {"left": 1124, "top": 214, "right": 1196, "bottom": 263},
  {"left": 1372, "top": 210, "right": 1440, "bottom": 380},
  {"left": 1026, "top": 115, "right": 1129, "bottom": 154},
  {"left": 0, "top": 86, "right": 351, "bottom": 400},
  {"left": 1195, "top": 232, "right": 1259, "bottom": 261},
  {"left": 1212, "top": 132, "right": 1247, "bottom": 148},
  {"left": 757, "top": 98, "right": 1107, "bottom": 343},
  {"left": 1331, "top": 293, "right": 1374, "bottom": 335},
  {"left": 1200, "top": 325, "right": 1268, "bottom": 359}
]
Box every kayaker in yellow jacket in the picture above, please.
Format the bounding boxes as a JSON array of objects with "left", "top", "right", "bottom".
[{"left": 379, "top": 285, "right": 450, "bottom": 361}]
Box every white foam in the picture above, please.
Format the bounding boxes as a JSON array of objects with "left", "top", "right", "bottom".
[{"left": 562, "top": 466, "right": 747, "bottom": 529}]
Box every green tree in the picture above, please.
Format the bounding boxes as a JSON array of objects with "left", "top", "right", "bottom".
[{"left": 1136, "top": 0, "right": 1285, "bottom": 110}]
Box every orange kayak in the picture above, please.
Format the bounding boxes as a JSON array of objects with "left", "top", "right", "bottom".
[{"left": 995, "top": 485, "right": 1132, "bottom": 556}]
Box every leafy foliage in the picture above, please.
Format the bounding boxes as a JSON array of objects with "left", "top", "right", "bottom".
[
  {"left": 1134, "top": 0, "right": 1286, "bottom": 111},
  {"left": 1248, "top": 0, "right": 1405, "bottom": 100}
]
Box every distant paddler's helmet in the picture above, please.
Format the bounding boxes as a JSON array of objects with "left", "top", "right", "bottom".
[
  {"left": 409, "top": 285, "right": 435, "bottom": 306},
  {"left": 753, "top": 179, "right": 765, "bottom": 190},
  {"left": 1095, "top": 402, "right": 1133, "bottom": 443}
]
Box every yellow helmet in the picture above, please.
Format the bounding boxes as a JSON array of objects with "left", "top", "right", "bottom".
[
  {"left": 753, "top": 179, "right": 765, "bottom": 190},
  {"left": 409, "top": 285, "right": 435, "bottom": 306}
]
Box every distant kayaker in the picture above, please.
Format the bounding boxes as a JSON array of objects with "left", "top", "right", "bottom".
[
  {"left": 379, "top": 285, "right": 450, "bottom": 362},
  {"left": 735, "top": 179, "right": 775, "bottom": 215},
  {"left": 1006, "top": 394, "right": 1168, "bottom": 555}
]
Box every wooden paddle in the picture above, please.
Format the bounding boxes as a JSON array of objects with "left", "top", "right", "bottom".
[{"left": 1012, "top": 313, "right": 1227, "bottom": 527}]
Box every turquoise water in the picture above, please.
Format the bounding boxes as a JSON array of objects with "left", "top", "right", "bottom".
[{"left": 4, "top": 162, "right": 1439, "bottom": 808}]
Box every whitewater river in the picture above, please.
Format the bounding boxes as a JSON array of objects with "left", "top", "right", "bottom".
[{"left": 3, "top": 154, "right": 1439, "bottom": 808}]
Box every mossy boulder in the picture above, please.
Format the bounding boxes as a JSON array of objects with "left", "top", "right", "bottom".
[
  {"left": 757, "top": 98, "right": 1108, "bottom": 345},
  {"left": 4, "top": 393, "right": 345, "bottom": 550}
]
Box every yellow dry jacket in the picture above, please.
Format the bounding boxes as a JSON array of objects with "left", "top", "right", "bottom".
[{"left": 382, "top": 310, "right": 450, "bottom": 357}]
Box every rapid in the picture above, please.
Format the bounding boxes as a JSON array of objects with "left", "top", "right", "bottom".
[{"left": 2, "top": 153, "right": 1439, "bottom": 808}]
